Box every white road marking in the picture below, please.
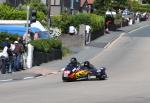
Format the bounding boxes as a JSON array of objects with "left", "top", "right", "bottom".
[
  {"left": 104, "top": 33, "right": 125, "bottom": 49},
  {"left": 129, "top": 25, "right": 150, "bottom": 33},
  {"left": 0, "top": 79, "right": 13, "bottom": 82},
  {"left": 23, "top": 77, "right": 34, "bottom": 80}
]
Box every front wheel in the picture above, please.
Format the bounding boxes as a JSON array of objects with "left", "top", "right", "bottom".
[
  {"left": 86, "top": 74, "right": 91, "bottom": 80},
  {"left": 62, "top": 77, "right": 75, "bottom": 82}
]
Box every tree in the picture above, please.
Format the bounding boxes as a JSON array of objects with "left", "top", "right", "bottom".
[
  {"left": 94, "top": 0, "right": 112, "bottom": 15},
  {"left": 17, "top": 0, "right": 47, "bottom": 14},
  {"left": 113, "top": 0, "right": 127, "bottom": 5},
  {"left": 142, "top": 0, "right": 150, "bottom": 4},
  {"left": 29, "top": 0, "right": 47, "bottom": 14}
]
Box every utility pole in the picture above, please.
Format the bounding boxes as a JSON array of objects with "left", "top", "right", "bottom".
[
  {"left": 48, "top": 0, "right": 51, "bottom": 30},
  {"left": 70, "top": 0, "right": 74, "bottom": 15},
  {"left": 26, "top": 6, "right": 30, "bottom": 33}
]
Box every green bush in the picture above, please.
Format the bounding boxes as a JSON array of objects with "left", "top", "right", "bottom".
[
  {"left": 132, "top": 7, "right": 150, "bottom": 12},
  {"left": 130, "top": 1, "right": 150, "bottom": 12},
  {"left": 0, "top": 32, "right": 19, "bottom": 49},
  {"left": 0, "top": 4, "right": 45, "bottom": 22},
  {"left": 52, "top": 13, "right": 104, "bottom": 34},
  {"left": 30, "top": 38, "right": 62, "bottom": 53}
]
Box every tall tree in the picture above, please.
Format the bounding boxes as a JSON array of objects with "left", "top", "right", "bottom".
[
  {"left": 94, "top": 0, "right": 112, "bottom": 15},
  {"left": 143, "top": 0, "right": 150, "bottom": 4},
  {"left": 113, "top": 0, "right": 127, "bottom": 5}
]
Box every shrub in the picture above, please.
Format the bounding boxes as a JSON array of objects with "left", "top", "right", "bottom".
[
  {"left": 30, "top": 38, "right": 62, "bottom": 53},
  {"left": 0, "top": 32, "right": 19, "bottom": 49},
  {"left": 130, "top": 1, "right": 150, "bottom": 12},
  {"left": 52, "top": 13, "right": 104, "bottom": 34},
  {"left": 0, "top": 4, "right": 45, "bottom": 22}
]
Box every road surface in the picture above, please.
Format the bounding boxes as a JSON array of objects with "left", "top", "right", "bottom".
[{"left": 0, "top": 25, "right": 150, "bottom": 103}]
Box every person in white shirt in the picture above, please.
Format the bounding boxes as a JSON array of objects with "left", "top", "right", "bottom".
[
  {"left": 85, "top": 25, "right": 91, "bottom": 44},
  {"left": 69, "top": 25, "right": 77, "bottom": 35},
  {"left": 85, "top": 25, "right": 91, "bottom": 34},
  {"left": 0, "top": 44, "right": 13, "bottom": 74},
  {"left": 0, "top": 46, "right": 8, "bottom": 58}
]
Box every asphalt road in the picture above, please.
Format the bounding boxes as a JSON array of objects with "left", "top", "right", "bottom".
[{"left": 0, "top": 24, "right": 150, "bottom": 103}]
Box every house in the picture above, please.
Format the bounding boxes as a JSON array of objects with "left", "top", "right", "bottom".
[
  {"left": 46, "top": 0, "right": 62, "bottom": 16},
  {"left": 62, "top": 0, "right": 80, "bottom": 14},
  {"left": 62, "top": 0, "right": 95, "bottom": 14},
  {"left": 0, "top": 0, "right": 95, "bottom": 15},
  {"left": 5, "top": 0, "right": 25, "bottom": 7}
]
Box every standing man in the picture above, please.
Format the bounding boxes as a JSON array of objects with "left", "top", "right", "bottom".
[
  {"left": 23, "top": 29, "right": 34, "bottom": 43},
  {"left": 13, "top": 41, "right": 24, "bottom": 71},
  {"left": 28, "top": 29, "right": 34, "bottom": 41},
  {"left": 85, "top": 25, "right": 91, "bottom": 44}
]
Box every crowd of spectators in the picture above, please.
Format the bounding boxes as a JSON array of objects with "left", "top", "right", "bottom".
[
  {"left": 0, "top": 29, "right": 40, "bottom": 74},
  {"left": 105, "top": 8, "right": 150, "bottom": 33}
]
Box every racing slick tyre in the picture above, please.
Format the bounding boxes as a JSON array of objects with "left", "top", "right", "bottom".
[
  {"left": 62, "top": 77, "right": 74, "bottom": 82},
  {"left": 97, "top": 74, "right": 107, "bottom": 80},
  {"left": 86, "top": 74, "right": 91, "bottom": 80}
]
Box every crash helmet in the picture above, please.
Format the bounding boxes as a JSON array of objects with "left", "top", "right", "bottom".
[
  {"left": 70, "top": 57, "right": 77, "bottom": 65},
  {"left": 84, "top": 61, "right": 90, "bottom": 67},
  {"left": 100, "top": 67, "right": 106, "bottom": 70}
]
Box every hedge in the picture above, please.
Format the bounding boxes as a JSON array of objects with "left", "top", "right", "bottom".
[
  {"left": 52, "top": 13, "right": 104, "bottom": 34},
  {"left": 0, "top": 32, "right": 62, "bottom": 54},
  {"left": 0, "top": 4, "right": 45, "bottom": 22},
  {"left": 30, "top": 38, "right": 62, "bottom": 53},
  {"left": 0, "top": 32, "right": 18, "bottom": 49},
  {"left": 132, "top": 7, "right": 150, "bottom": 12}
]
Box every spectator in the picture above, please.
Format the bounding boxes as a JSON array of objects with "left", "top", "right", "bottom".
[
  {"left": 28, "top": 29, "right": 34, "bottom": 41},
  {"left": 128, "top": 17, "right": 133, "bottom": 26},
  {"left": 7, "top": 44, "right": 14, "bottom": 73},
  {"left": 23, "top": 31, "right": 30, "bottom": 43},
  {"left": 18, "top": 36, "right": 24, "bottom": 44},
  {"left": 1, "top": 37, "right": 10, "bottom": 48},
  {"left": 85, "top": 25, "right": 91, "bottom": 44},
  {"left": 69, "top": 25, "right": 77, "bottom": 35},
  {"left": 34, "top": 32, "right": 39, "bottom": 40},
  {"left": 13, "top": 41, "right": 24, "bottom": 71},
  {"left": 0, "top": 44, "right": 10, "bottom": 74},
  {"left": 85, "top": 25, "right": 91, "bottom": 34},
  {"left": 0, "top": 44, "right": 9, "bottom": 58}
]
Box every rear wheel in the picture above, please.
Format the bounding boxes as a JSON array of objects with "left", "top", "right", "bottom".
[
  {"left": 97, "top": 74, "right": 107, "bottom": 80},
  {"left": 62, "top": 76, "right": 75, "bottom": 82}
]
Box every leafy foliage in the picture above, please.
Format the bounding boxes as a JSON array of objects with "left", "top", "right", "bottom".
[
  {"left": 0, "top": 4, "right": 45, "bottom": 22},
  {"left": 94, "top": 0, "right": 112, "bottom": 15},
  {"left": 30, "top": 38, "right": 62, "bottom": 53},
  {"left": 52, "top": 13, "right": 104, "bottom": 33},
  {"left": 0, "top": 32, "right": 18, "bottom": 50},
  {"left": 130, "top": 0, "right": 150, "bottom": 12}
]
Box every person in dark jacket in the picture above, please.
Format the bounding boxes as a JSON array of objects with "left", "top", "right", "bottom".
[
  {"left": 81, "top": 61, "right": 96, "bottom": 70},
  {"left": 28, "top": 29, "right": 34, "bottom": 41},
  {"left": 67, "top": 57, "right": 80, "bottom": 67}
]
